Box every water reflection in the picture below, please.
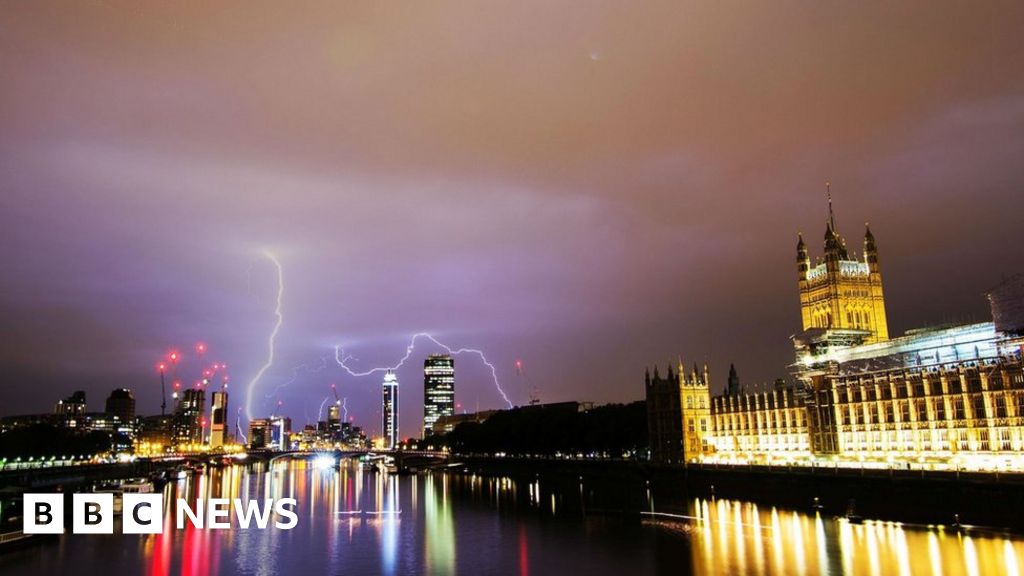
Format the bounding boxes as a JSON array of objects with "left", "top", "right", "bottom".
[
  {"left": 656, "top": 496, "right": 1024, "bottom": 576},
  {"left": 2, "top": 459, "right": 1024, "bottom": 576}
]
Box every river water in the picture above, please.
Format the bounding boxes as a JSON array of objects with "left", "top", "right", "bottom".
[{"left": 2, "top": 458, "right": 1022, "bottom": 575}]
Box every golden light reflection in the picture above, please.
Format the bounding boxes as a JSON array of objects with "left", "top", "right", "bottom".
[{"left": 677, "top": 498, "right": 1024, "bottom": 576}]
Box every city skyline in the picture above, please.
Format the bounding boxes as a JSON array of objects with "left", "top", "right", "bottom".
[{"left": 2, "top": 2, "right": 1024, "bottom": 439}]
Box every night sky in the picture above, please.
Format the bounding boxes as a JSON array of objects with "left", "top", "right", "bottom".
[{"left": 2, "top": 2, "right": 1023, "bottom": 437}]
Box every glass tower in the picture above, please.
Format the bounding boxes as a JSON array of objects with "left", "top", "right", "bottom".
[{"left": 423, "top": 354, "right": 455, "bottom": 437}]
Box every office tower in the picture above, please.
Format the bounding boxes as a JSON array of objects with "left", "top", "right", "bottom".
[
  {"left": 173, "top": 388, "right": 205, "bottom": 446},
  {"left": 209, "top": 389, "right": 228, "bottom": 447},
  {"left": 248, "top": 418, "right": 272, "bottom": 449},
  {"left": 382, "top": 369, "right": 399, "bottom": 449},
  {"left": 423, "top": 354, "right": 455, "bottom": 437}
]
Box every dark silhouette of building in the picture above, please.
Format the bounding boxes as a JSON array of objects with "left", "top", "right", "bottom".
[
  {"left": 645, "top": 365, "right": 683, "bottom": 464},
  {"left": 727, "top": 364, "right": 740, "bottom": 395},
  {"left": 105, "top": 388, "right": 135, "bottom": 424},
  {"left": 54, "top": 390, "right": 87, "bottom": 428}
]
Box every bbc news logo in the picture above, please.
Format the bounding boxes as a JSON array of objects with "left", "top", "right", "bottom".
[{"left": 23, "top": 494, "right": 298, "bottom": 534}]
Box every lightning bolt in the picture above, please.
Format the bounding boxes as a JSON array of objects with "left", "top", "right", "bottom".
[
  {"left": 245, "top": 251, "right": 284, "bottom": 420},
  {"left": 317, "top": 396, "right": 330, "bottom": 422},
  {"left": 334, "top": 332, "right": 513, "bottom": 408},
  {"left": 236, "top": 407, "right": 248, "bottom": 444},
  {"left": 341, "top": 397, "right": 349, "bottom": 421}
]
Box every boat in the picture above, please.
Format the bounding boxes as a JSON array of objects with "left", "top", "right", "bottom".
[
  {"left": 0, "top": 490, "right": 52, "bottom": 552},
  {"left": 374, "top": 460, "right": 398, "bottom": 474},
  {"left": 93, "top": 479, "right": 156, "bottom": 514},
  {"left": 844, "top": 499, "right": 864, "bottom": 524}
]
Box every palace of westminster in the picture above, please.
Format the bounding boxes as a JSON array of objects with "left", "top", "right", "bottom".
[{"left": 646, "top": 193, "right": 1024, "bottom": 471}]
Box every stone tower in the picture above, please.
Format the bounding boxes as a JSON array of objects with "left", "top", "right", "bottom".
[{"left": 797, "top": 184, "right": 889, "bottom": 343}]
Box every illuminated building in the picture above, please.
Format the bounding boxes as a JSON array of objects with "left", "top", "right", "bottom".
[
  {"left": 424, "top": 354, "right": 455, "bottom": 437},
  {"left": 104, "top": 388, "right": 135, "bottom": 425},
  {"left": 138, "top": 414, "right": 172, "bottom": 451},
  {"left": 645, "top": 361, "right": 711, "bottom": 463},
  {"left": 382, "top": 369, "right": 399, "bottom": 450},
  {"left": 54, "top": 390, "right": 87, "bottom": 428},
  {"left": 269, "top": 416, "right": 292, "bottom": 450},
  {"left": 795, "top": 316, "right": 1024, "bottom": 467},
  {"left": 172, "top": 388, "right": 205, "bottom": 446},
  {"left": 248, "top": 418, "right": 272, "bottom": 449},
  {"left": 797, "top": 185, "right": 888, "bottom": 343},
  {"left": 209, "top": 390, "right": 228, "bottom": 447},
  {"left": 709, "top": 384, "right": 810, "bottom": 458},
  {"left": 791, "top": 209, "right": 1024, "bottom": 468},
  {"left": 687, "top": 201, "right": 1024, "bottom": 471}
]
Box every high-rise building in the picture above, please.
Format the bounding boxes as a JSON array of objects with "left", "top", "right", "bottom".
[
  {"left": 423, "top": 354, "right": 455, "bottom": 437},
  {"left": 248, "top": 418, "right": 272, "bottom": 449},
  {"left": 797, "top": 185, "right": 889, "bottom": 343},
  {"left": 105, "top": 388, "right": 135, "bottom": 424},
  {"left": 270, "top": 416, "right": 291, "bottom": 450},
  {"left": 209, "top": 390, "right": 229, "bottom": 447},
  {"left": 382, "top": 369, "right": 399, "bottom": 449},
  {"left": 173, "top": 388, "right": 205, "bottom": 447}
]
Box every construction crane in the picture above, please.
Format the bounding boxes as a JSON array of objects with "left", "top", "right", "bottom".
[{"left": 515, "top": 359, "right": 540, "bottom": 406}]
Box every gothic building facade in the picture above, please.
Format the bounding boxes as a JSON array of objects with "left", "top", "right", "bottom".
[{"left": 646, "top": 192, "right": 1024, "bottom": 470}]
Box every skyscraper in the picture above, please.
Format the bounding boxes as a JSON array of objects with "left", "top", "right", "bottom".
[
  {"left": 381, "top": 369, "right": 399, "bottom": 449},
  {"left": 173, "top": 388, "right": 205, "bottom": 447},
  {"left": 423, "top": 354, "right": 455, "bottom": 437},
  {"left": 209, "top": 389, "right": 229, "bottom": 447}
]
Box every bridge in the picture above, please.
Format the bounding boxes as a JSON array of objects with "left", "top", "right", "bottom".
[
  {"left": 0, "top": 449, "right": 453, "bottom": 489},
  {"left": 254, "top": 449, "right": 453, "bottom": 472}
]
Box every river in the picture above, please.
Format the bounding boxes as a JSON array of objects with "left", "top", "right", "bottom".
[{"left": 1, "top": 457, "right": 1021, "bottom": 575}]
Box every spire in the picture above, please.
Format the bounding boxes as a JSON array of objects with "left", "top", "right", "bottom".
[
  {"left": 727, "top": 363, "right": 740, "bottom": 395},
  {"left": 864, "top": 222, "right": 879, "bottom": 272},
  {"left": 826, "top": 180, "right": 835, "bottom": 231},
  {"left": 823, "top": 182, "right": 848, "bottom": 261}
]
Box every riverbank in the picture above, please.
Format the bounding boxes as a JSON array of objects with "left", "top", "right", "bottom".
[{"left": 457, "top": 456, "right": 1024, "bottom": 531}]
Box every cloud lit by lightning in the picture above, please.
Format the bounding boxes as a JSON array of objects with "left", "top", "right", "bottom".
[
  {"left": 334, "top": 332, "right": 513, "bottom": 408},
  {"left": 245, "top": 251, "right": 284, "bottom": 420},
  {"left": 267, "top": 355, "right": 329, "bottom": 399}
]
